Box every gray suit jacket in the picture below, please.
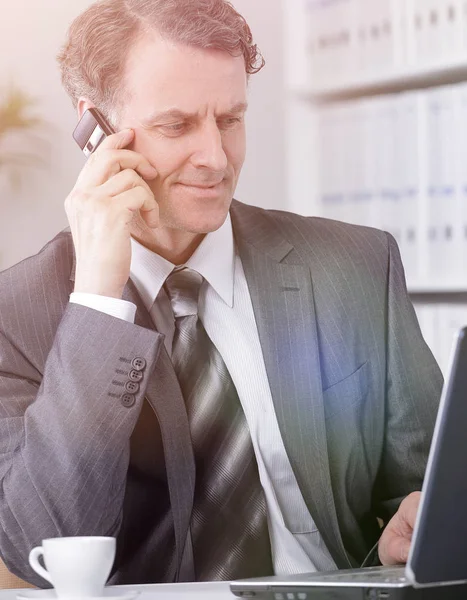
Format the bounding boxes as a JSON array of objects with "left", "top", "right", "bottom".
[{"left": 0, "top": 200, "right": 442, "bottom": 585}]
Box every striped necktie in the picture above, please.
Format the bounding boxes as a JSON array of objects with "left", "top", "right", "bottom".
[{"left": 164, "top": 267, "right": 274, "bottom": 580}]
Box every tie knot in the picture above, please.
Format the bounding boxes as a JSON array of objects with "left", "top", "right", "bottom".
[{"left": 164, "top": 267, "right": 203, "bottom": 319}]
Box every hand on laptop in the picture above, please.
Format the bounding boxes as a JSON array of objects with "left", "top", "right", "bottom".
[{"left": 378, "top": 491, "right": 420, "bottom": 565}]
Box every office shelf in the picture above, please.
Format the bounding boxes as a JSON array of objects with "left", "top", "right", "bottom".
[
  {"left": 291, "top": 59, "right": 467, "bottom": 103},
  {"left": 408, "top": 282, "right": 467, "bottom": 295}
]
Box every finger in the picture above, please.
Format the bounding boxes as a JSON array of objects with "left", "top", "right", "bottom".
[
  {"left": 140, "top": 204, "right": 160, "bottom": 229},
  {"left": 113, "top": 187, "right": 159, "bottom": 229},
  {"left": 113, "top": 186, "right": 155, "bottom": 215},
  {"left": 88, "top": 149, "right": 157, "bottom": 186},
  {"left": 112, "top": 181, "right": 158, "bottom": 215},
  {"left": 94, "top": 129, "right": 156, "bottom": 180},
  {"left": 97, "top": 128, "right": 135, "bottom": 151},
  {"left": 111, "top": 184, "right": 159, "bottom": 229},
  {"left": 100, "top": 168, "right": 153, "bottom": 198}
]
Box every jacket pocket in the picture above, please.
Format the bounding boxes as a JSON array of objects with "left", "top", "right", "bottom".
[{"left": 323, "top": 361, "right": 369, "bottom": 421}]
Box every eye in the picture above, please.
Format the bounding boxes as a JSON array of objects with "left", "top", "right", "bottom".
[
  {"left": 162, "top": 123, "right": 187, "bottom": 135},
  {"left": 218, "top": 117, "right": 242, "bottom": 129}
]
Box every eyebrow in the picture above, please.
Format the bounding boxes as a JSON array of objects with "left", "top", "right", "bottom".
[{"left": 140, "top": 102, "right": 249, "bottom": 128}]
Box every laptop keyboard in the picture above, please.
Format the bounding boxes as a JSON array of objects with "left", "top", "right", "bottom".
[{"left": 302, "top": 565, "right": 407, "bottom": 583}]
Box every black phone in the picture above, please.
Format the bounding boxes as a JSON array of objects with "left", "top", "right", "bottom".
[{"left": 72, "top": 108, "right": 115, "bottom": 158}]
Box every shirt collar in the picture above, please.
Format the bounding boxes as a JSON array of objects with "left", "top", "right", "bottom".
[{"left": 130, "top": 212, "right": 235, "bottom": 311}]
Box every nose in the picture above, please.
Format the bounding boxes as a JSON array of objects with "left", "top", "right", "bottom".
[{"left": 190, "top": 121, "right": 228, "bottom": 173}]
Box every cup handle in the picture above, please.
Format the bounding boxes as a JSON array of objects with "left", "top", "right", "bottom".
[{"left": 29, "top": 546, "right": 53, "bottom": 584}]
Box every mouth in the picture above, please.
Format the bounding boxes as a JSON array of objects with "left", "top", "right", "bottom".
[
  {"left": 179, "top": 180, "right": 224, "bottom": 188},
  {"left": 177, "top": 180, "right": 225, "bottom": 197}
]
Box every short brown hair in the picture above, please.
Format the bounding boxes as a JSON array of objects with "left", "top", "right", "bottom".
[{"left": 57, "top": 0, "right": 265, "bottom": 123}]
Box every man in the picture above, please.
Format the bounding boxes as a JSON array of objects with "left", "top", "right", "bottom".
[{"left": 0, "top": 0, "right": 442, "bottom": 587}]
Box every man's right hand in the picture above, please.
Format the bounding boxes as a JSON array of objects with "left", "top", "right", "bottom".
[{"left": 65, "top": 128, "right": 159, "bottom": 299}]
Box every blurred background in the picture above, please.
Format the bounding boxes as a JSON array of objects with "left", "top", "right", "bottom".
[
  {"left": 2, "top": 0, "right": 467, "bottom": 373},
  {"left": 0, "top": 0, "right": 286, "bottom": 268}
]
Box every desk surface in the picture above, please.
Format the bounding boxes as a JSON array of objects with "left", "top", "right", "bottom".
[{"left": 0, "top": 582, "right": 235, "bottom": 600}]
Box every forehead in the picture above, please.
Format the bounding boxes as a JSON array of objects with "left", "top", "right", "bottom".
[{"left": 122, "top": 32, "right": 248, "bottom": 116}]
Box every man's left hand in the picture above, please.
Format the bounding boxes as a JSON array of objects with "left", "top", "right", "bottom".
[{"left": 378, "top": 491, "right": 421, "bottom": 565}]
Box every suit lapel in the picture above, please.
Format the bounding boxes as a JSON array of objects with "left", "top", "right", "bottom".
[{"left": 231, "top": 203, "right": 350, "bottom": 568}]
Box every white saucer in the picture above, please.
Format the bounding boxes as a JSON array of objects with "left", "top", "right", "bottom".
[{"left": 17, "top": 589, "right": 140, "bottom": 600}]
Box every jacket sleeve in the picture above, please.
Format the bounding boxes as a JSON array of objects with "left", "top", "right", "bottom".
[
  {"left": 0, "top": 302, "right": 164, "bottom": 584},
  {"left": 359, "top": 233, "right": 443, "bottom": 569},
  {"left": 373, "top": 233, "right": 443, "bottom": 521}
]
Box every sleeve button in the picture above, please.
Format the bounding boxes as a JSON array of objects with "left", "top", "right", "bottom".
[
  {"left": 121, "top": 393, "right": 136, "bottom": 408},
  {"left": 125, "top": 381, "right": 140, "bottom": 394},
  {"left": 131, "top": 357, "right": 146, "bottom": 371},
  {"left": 129, "top": 369, "right": 143, "bottom": 382}
]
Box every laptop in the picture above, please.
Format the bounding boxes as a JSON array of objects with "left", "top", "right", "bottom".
[{"left": 231, "top": 327, "right": 467, "bottom": 600}]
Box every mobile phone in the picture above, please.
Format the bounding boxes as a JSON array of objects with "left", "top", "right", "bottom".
[{"left": 72, "top": 108, "right": 115, "bottom": 158}]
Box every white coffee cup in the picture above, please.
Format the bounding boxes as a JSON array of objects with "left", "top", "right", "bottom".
[{"left": 29, "top": 536, "right": 116, "bottom": 598}]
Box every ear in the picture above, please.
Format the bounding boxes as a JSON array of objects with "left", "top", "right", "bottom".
[{"left": 77, "top": 98, "right": 96, "bottom": 121}]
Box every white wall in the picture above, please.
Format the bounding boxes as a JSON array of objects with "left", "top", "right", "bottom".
[{"left": 0, "top": 0, "right": 286, "bottom": 270}]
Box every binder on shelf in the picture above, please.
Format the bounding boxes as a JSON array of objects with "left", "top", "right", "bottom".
[
  {"left": 361, "top": 0, "right": 406, "bottom": 76},
  {"left": 413, "top": 303, "right": 439, "bottom": 365},
  {"left": 396, "top": 91, "right": 424, "bottom": 284},
  {"left": 301, "top": 0, "right": 467, "bottom": 94},
  {"left": 438, "top": 0, "right": 463, "bottom": 61},
  {"left": 316, "top": 105, "right": 330, "bottom": 219},
  {"left": 317, "top": 104, "right": 345, "bottom": 222},
  {"left": 308, "top": 0, "right": 341, "bottom": 87},
  {"left": 355, "top": 0, "right": 372, "bottom": 75},
  {"left": 354, "top": 0, "right": 380, "bottom": 77},
  {"left": 284, "top": 0, "right": 312, "bottom": 90},
  {"left": 462, "top": 0, "right": 467, "bottom": 54},
  {"left": 317, "top": 98, "right": 378, "bottom": 228},
  {"left": 437, "top": 304, "right": 467, "bottom": 373},
  {"left": 406, "top": 0, "right": 462, "bottom": 67},
  {"left": 306, "top": 0, "right": 327, "bottom": 86},
  {"left": 331, "top": 0, "right": 357, "bottom": 84},
  {"left": 306, "top": 0, "right": 359, "bottom": 89},
  {"left": 408, "top": 0, "right": 442, "bottom": 67},
  {"left": 363, "top": 0, "right": 384, "bottom": 75},
  {"left": 358, "top": 98, "right": 379, "bottom": 229},
  {"left": 331, "top": 102, "right": 354, "bottom": 224},
  {"left": 342, "top": 100, "right": 361, "bottom": 226},
  {"left": 373, "top": 95, "right": 401, "bottom": 246},
  {"left": 423, "top": 86, "right": 459, "bottom": 283},
  {"left": 315, "top": 0, "right": 335, "bottom": 85},
  {"left": 454, "top": 81, "right": 467, "bottom": 279},
  {"left": 405, "top": 0, "right": 418, "bottom": 66},
  {"left": 413, "top": 303, "right": 467, "bottom": 375}
]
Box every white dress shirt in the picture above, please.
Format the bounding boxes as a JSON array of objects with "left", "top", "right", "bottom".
[{"left": 70, "top": 214, "right": 337, "bottom": 575}]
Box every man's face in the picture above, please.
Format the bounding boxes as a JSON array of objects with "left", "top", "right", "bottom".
[{"left": 118, "top": 32, "right": 248, "bottom": 236}]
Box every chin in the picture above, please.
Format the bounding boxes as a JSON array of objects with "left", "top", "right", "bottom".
[
  {"left": 163, "top": 194, "right": 232, "bottom": 233},
  {"left": 177, "top": 212, "right": 229, "bottom": 234}
]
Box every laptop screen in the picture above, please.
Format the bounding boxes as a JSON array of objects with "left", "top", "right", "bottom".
[{"left": 407, "top": 326, "right": 467, "bottom": 585}]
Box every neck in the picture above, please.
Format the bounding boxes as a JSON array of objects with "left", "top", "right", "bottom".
[{"left": 132, "top": 226, "right": 206, "bottom": 265}]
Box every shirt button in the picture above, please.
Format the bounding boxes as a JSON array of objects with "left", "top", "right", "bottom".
[
  {"left": 121, "top": 393, "right": 136, "bottom": 408},
  {"left": 129, "top": 369, "right": 143, "bottom": 383},
  {"left": 125, "top": 381, "right": 140, "bottom": 394},
  {"left": 131, "top": 357, "right": 146, "bottom": 372}
]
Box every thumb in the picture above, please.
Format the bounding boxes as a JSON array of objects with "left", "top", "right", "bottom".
[{"left": 380, "top": 534, "right": 411, "bottom": 565}]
